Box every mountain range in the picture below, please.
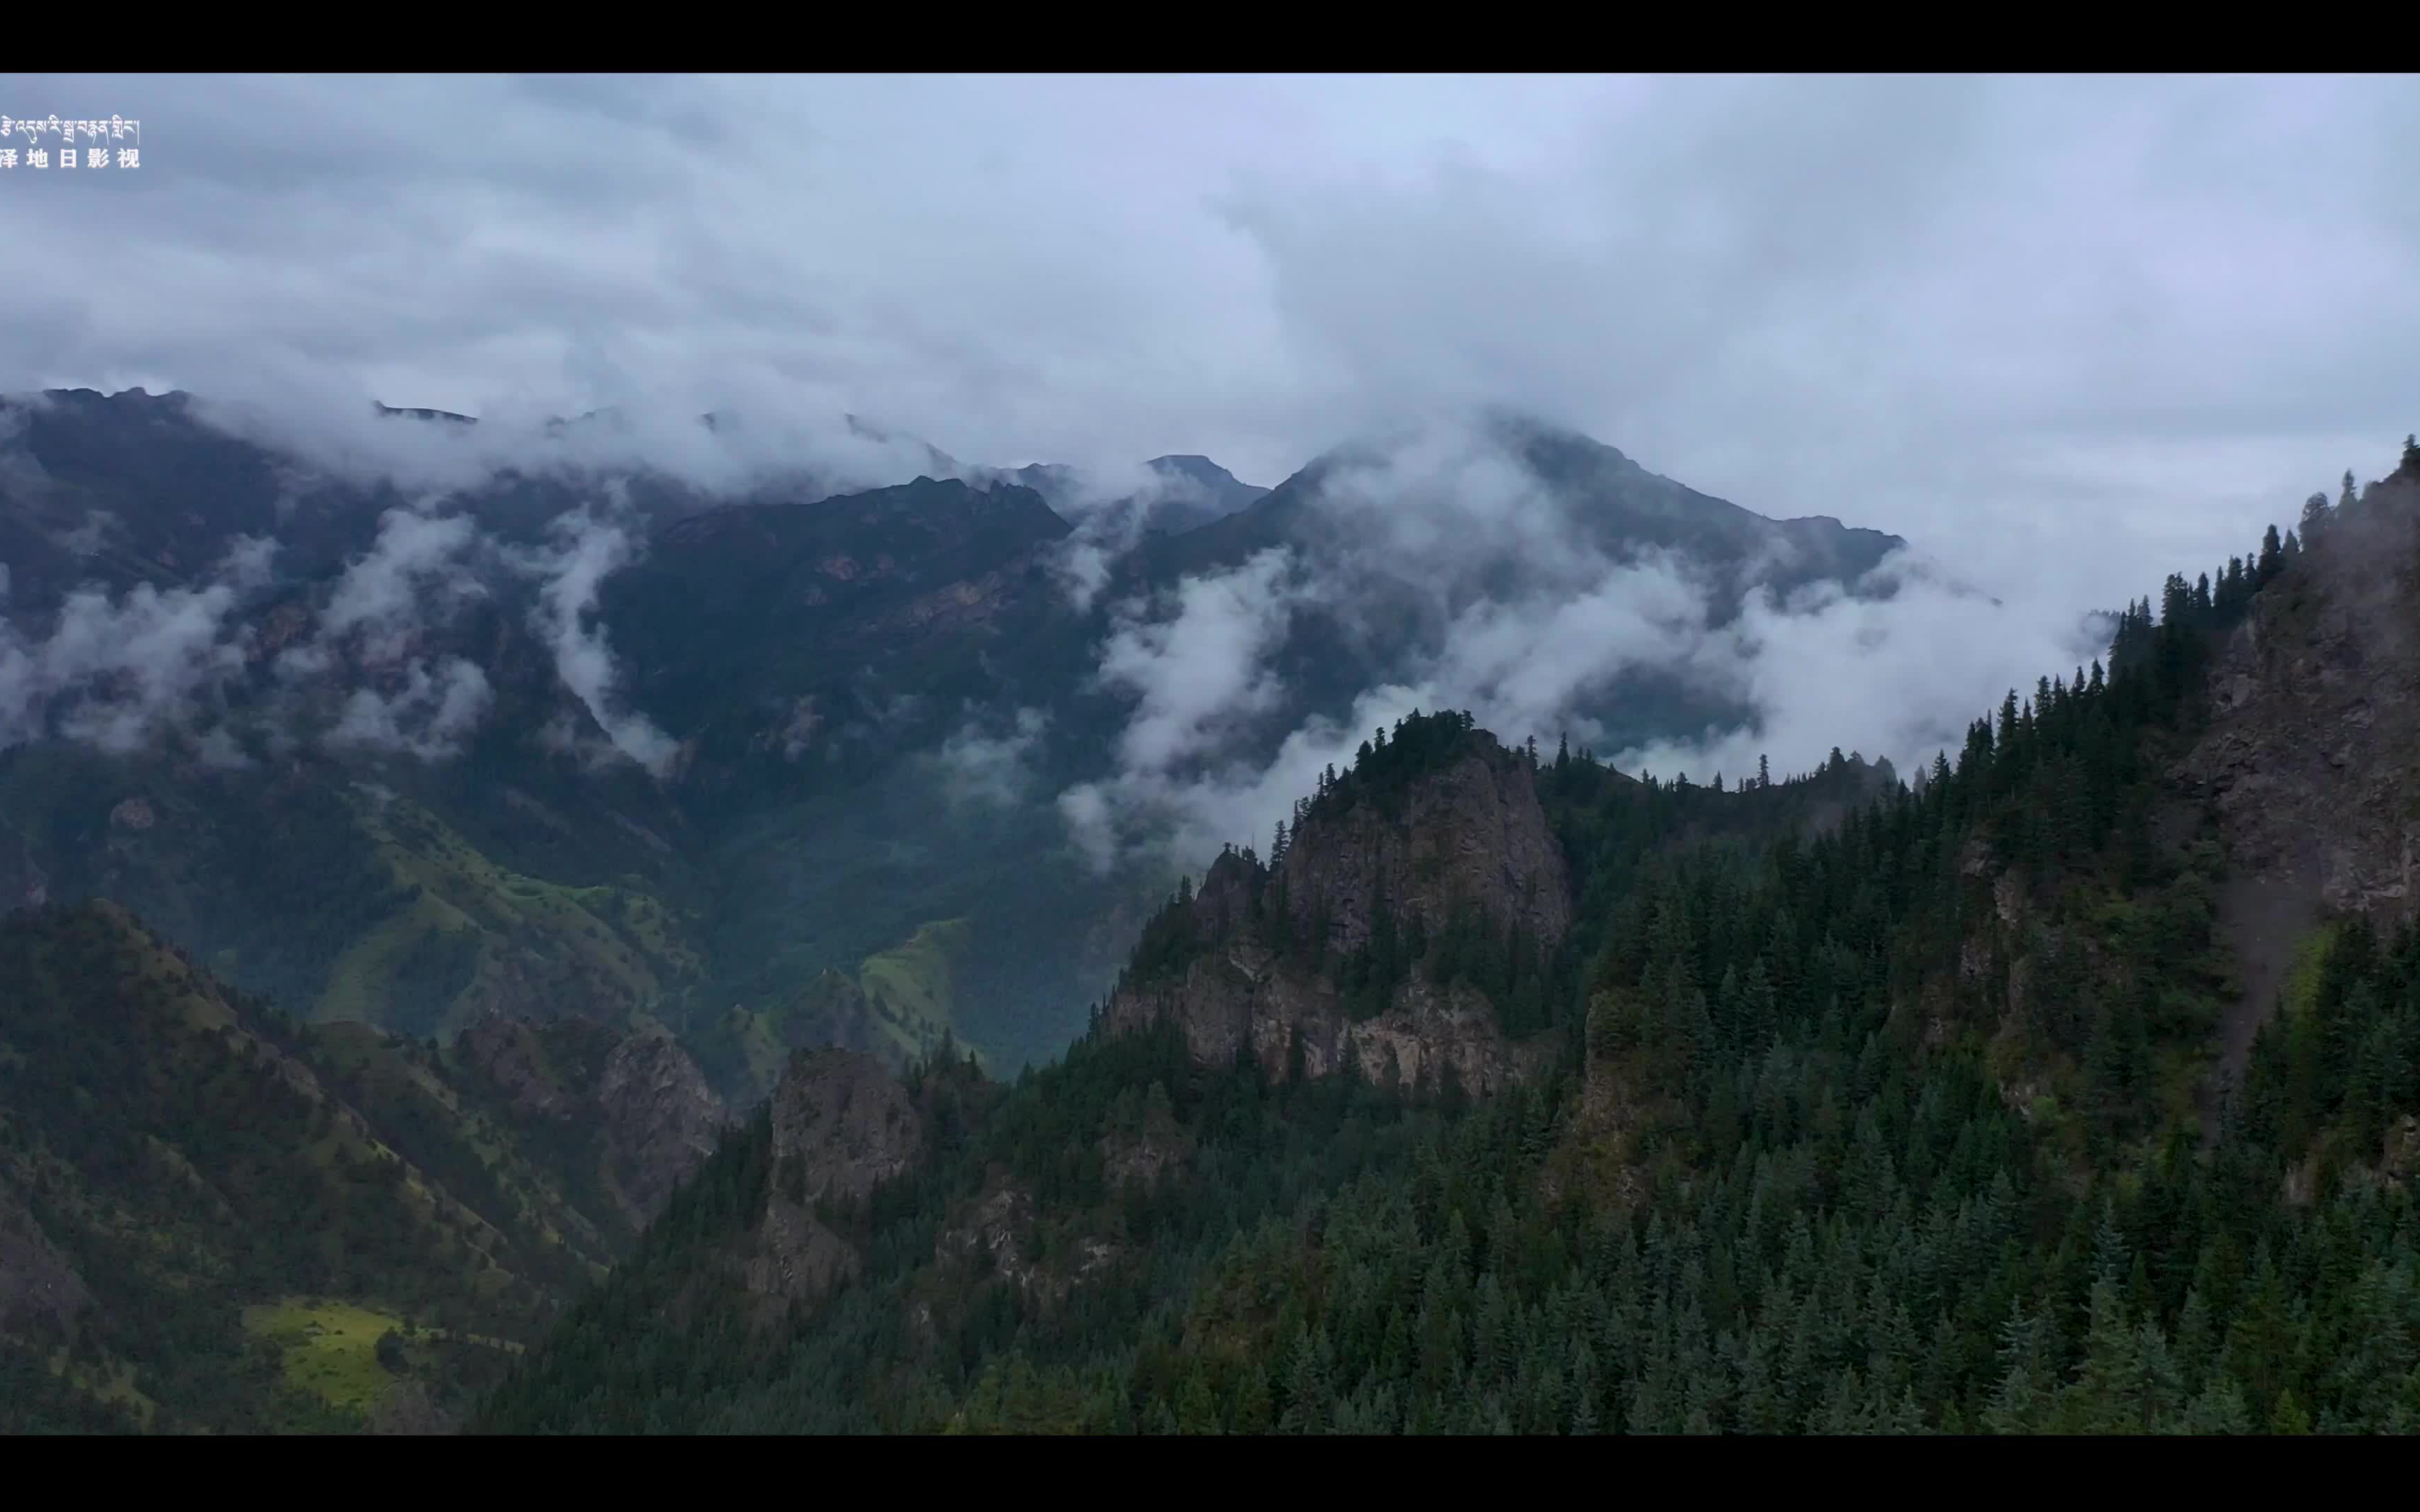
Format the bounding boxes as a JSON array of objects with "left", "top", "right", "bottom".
[
  {"left": 0, "top": 388, "right": 1910, "bottom": 1091},
  {"left": 9, "top": 398, "right": 2420, "bottom": 1432}
]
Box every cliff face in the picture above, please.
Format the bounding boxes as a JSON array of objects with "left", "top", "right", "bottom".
[
  {"left": 457, "top": 1014, "right": 727, "bottom": 1226},
  {"left": 768, "top": 1048, "right": 924, "bottom": 1203},
  {"left": 1275, "top": 746, "right": 1572, "bottom": 956},
  {"left": 0, "top": 822, "right": 45, "bottom": 913},
  {"left": 742, "top": 1049, "right": 926, "bottom": 1314},
  {"left": 1105, "top": 742, "right": 1566, "bottom": 1093},
  {"left": 596, "top": 1034, "right": 728, "bottom": 1222},
  {"left": 2179, "top": 471, "right": 2420, "bottom": 1081},
  {"left": 2184, "top": 480, "right": 2420, "bottom": 927},
  {"left": 1113, "top": 939, "right": 1547, "bottom": 1095},
  {"left": 0, "top": 1194, "right": 88, "bottom": 1336}
]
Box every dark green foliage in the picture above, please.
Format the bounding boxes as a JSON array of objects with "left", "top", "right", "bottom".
[
  {"left": 478, "top": 467, "right": 2420, "bottom": 1434},
  {"left": 0, "top": 903, "right": 662, "bottom": 1433}
]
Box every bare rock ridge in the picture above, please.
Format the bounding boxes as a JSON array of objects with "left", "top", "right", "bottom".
[
  {"left": 0, "top": 821, "right": 45, "bottom": 913},
  {"left": 2181, "top": 465, "right": 2420, "bottom": 1085},
  {"left": 0, "top": 1193, "right": 89, "bottom": 1336},
  {"left": 457, "top": 1014, "right": 726, "bottom": 1226},
  {"left": 768, "top": 1046, "right": 924, "bottom": 1203},
  {"left": 1106, "top": 736, "right": 1568, "bottom": 1093},
  {"left": 1276, "top": 742, "right": 1571, "bottom": 955},
  {"left": 596, "top": 1033, "right": 728, "bottom": 1221},
  {"left": 741, "top": 1049, "right": 925, "bottom": 1312}
]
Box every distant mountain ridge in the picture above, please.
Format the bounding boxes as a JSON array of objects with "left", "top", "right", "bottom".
[{"left": 0, "top": 384, "right": 1922, "bottom": 1091}]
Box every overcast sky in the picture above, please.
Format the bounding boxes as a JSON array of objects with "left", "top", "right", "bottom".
[{"left": 5, "top": 72, "right": 2416, "bottom": 615}]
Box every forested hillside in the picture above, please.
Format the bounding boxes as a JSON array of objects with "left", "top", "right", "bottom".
[
  {"left": 0, "top": 902, "right": 725, "bottom": 1433},
  {"left": 475, "top": 442, "right": 2420, "bottom": 1434}
]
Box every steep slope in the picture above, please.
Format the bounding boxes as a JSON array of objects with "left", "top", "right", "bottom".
[
  {"left": 1104, "top": 715, "right": 1569, "bottom": 1093},
  {"left": 1150, "top": 411, "right": 1899, "bottom": 606},
  {"left": 3, "top": 386, "right": 1933, "bottom": 1096},
  {"left": 2180, "top": 459, "right": 2420, "bottom": 1090},
  {"left": 0, "top": 899, "right": 723, "bottom": 1433},
  {"left": 1122, "top": 409, "right": 1912, "bottom": 755},
  {"left": 485, "top": 440, "right": 2420, "bottom": 1435},
  {"left": 0, "top": 748, "right": 706, "bottom": 1044}
]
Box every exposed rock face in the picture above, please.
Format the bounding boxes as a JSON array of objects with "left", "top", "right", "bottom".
[
  {"left": 457, "top": 1014, "right": 726, "bottom": 1224},
  {"left": 936, "top": 1174, "right": 1121, "bottom": 1310},
  {"left": 457, "top": 1016, "right": 578, "bottom": 1119},
  {"left": 1278, "top": 749, "right": 1571, "bottom": 957},
  {"left": 776, "top": 969, "right": 883, "bottom": 1059},
  {"left": 1105, "top": 745, "right": 1566, "bottom": 1093},
  {"left": 739, "top": 1049, "right": 926, "bottom": 1317},
  {"left": 0, "top": 1193, "right": 89, "bottom": 1335},
  {"left": 1111, "top": 942, "right": 1547, "bottom": 1096},
  {"left": 597, "top": 1033, "right": 728, "bottom": 1221},
  {"left": 770, "top": 1049, "right": 924, "bottom": 1203},
  {"left": 0, "top": 820, "right": 46, "bottom": 912},
  {"left": 2178, "top": 475, "right": 2420, "bottom": 1082},
  {"left": 1100, "top": 1086, "right": 1191, "bottom": 1198},
  {"left": 2182, "top": 489, "right": 2420, "bottom": 928},
  {"left": 367, "top": 1378, "right": 460, "bottom": 1436},
  {"left": 743, "top": 1194, "right": 862, "bottom": 1308}
]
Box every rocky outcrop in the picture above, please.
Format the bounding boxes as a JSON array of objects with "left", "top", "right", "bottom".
[
  {"left": 457, "top": 1016, "right": 580, "bottom": 1119},
  {"left": 1110, "top": 941, "right": 1548, "bottom": 1095},
  {"left": 737, "top": 1049, "right": 927, "bottom": 1319},
  {"left": 0, "top": 820, "right": 46, "bottom": 913},
  {"left": 596, "top": 1034, "right": 728, "bottom": 1222},
  {"left": 367, "top": 1378, "right": 460, "bottom": 1436},
  {"left": 769, "top": 1049, "right": 923, "bottom": 1203},
  {"left": 742, "top": 1194, "right": 863, "bottom": 1308},
  {"left": 1100, "top": 1085, "right": 1191, "bottom": 1198},
  {"left": 2181, "top": 488, "right": 2420, "bottom": 929},
  {"left": 0, "top": 1193, "right": 89, "bottom": 1336},
  {"left": 1104, "top": 743, "right": 1566, "bottom": 1093},
  {"left": 936, "top": 1174, "right": 1121, "bottom": 1311},
  {"left": 457, "top": 1014, "right": 726, "bottom": 1224},
  {"left": 775, "top": 969, "right": 882, "bottom": 1059},
  {"left": 1278, "top": 749, "right": 1571, "bottom": 957},
  {"left": 2177, "top": 475, "right": 2420, "bottom": 1084}
]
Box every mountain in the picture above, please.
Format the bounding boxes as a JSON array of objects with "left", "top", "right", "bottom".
[
  {"left": 1124, "top": 409, "right": 1911, "bottom": 755},
  {"left": 0, "top": 387, "right": 1922, "bottom": 1100},
  {"left": 481, "top": 439, "right": 2420, "bottom": 1435},
  {"left": 997, "top": 453, "right": 1267, "bottom": 538},
  {"left": 0, "top": 898, "right": 724, "bottom": 1432}
]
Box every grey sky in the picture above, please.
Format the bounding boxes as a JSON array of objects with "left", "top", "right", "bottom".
[{"left": 5, "top": 71, "right": 2416, "bottom": 621}]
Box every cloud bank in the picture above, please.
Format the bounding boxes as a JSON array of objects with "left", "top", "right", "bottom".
[{"left": 1049, "top": 419, "right": 2214, "bottom": 874}]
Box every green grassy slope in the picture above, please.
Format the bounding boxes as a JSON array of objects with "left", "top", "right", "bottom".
[{"left": 0, "top": 902, "right": 653, "bottom": 1432}]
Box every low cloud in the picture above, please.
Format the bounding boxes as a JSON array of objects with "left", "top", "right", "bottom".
[
  {"left": 310, "top": 505, "right": 488, "bottom": 659},
  {"left": 1616, "top": 554, "right": 2120, "bottom": 786},
  {"left": 1054, "top": 416, "right": 2143, "bottom": 873},
  {"left": 186, "top": 372, "right": 961, "bottom": 507},
  {"left": 0, "top": 536, "right": 277, "bottom": 754},
  {"left": 1095, "top": 547, "right": 1305, "bottom": 776},
  {"left": 935, "top": 706, "right": 1050, "bottom": 806},
  {"left": 326, "top": 657, "right": 494, "bottom": 762},
  {"left": 267, "top": 500, "right": 501, "bottom": 761},
  {"left": 511, "top": 504, "right": 681, "bottom": 776}
]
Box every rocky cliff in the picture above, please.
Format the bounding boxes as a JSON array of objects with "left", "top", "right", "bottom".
[
  {"left": 0, "top": 825, "right": 43, "bottom": 915},
  {"left": 457, "top": 1014, "right": 726, "bottom": 1226},
  {"left": 595, "top": 1033, "right": 728, "bottom": 1221},
  {"left": 2180, "top": 465, "right": 2420, "bottom": 1080},
  {"left": 0, "top": 1194, "right": 88, "bottom": 1336},
  {"left": 1105, "top": 734, "right": 1567, "bottom": 1093},
  {"left": 1275, "top": 744, "right": 1571, "bottom": 956},
  {"left": 740, "top": 1049, "right": 927, "bottom": 1314}
]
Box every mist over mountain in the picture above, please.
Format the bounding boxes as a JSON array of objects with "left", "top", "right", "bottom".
[
  {"left": 12, "top": 71, "right": 2420, "bottom": 1443},
  {"left": 0, "top": 382, "right": 2122, "bottom": 1084}
]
